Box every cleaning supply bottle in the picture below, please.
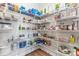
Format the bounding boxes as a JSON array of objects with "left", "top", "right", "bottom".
[
  {"left": 69, "top": 35, "right": 75, "bottom": 44},
  {"left": 13, "top": 4, "right": 18, "bottom": 12},
  {"left": 73, "top": 47, "right": 77, "bottom": 56},
  {"left": 19, "top": 25, "right": 21, "bottom": 31}
]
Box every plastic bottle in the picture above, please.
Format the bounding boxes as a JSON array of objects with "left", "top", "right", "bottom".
[
  {"left": 13, "top": 4, "right": 18, "bottom": 12},
  {"left": 69, "top": 35, "right": 75, "bottom": 44},
  {"left": 73, "top": 47, "right": 77, "bottom": 56}
]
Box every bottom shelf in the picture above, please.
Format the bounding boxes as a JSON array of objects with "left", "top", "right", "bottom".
[
  {"left": 39, "top": 44, "right": 58, "bottom": 56},
  {"left": 40, "top": 45, "right": 72, "bottom": 56},
  {"left": 56, "top": 50, "right": 72, "bottom": 56},
  {"left": 40, "top": 45, "right": 57, "bottom": 56}
]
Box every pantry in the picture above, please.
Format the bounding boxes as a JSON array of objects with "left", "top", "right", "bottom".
[{"left": 0, "top": 3, "right": 79, "bottom": 56}]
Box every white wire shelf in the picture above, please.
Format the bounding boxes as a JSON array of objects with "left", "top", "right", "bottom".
[
  {"left": 0, "top": 19, "right": 17, "bottom": 24},
  {"left": 0, "top": 28, "right": 13, "bottom": 33},
  {"left": 56, "top": 50, "right": 72, "bottom": 56},
  {"left": 39, "top": 36, "right": 79, "bottom": 48},
  {"left": 35, "top": 29, "right": 79, "bottom": 33},
  {"left": 56, "top": 16, "right": 79, "bottom": 22},
  {"left": 57, "top": 30, "right": 79, "bottom": 33},
  {"left": 0, "top": 46, "right": 7, "bottom": 48},
  {"left": 7, "top": 10, "right": 41, "bottom": 19},
  {"left": 55, "top": 40, "right": 79, "bottom": 48}
]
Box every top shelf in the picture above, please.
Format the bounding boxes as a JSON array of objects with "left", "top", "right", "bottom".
[
  {"left": 7, "top": 10, "right": 41, "bottom": 20},
  {"left": 7, "top": 8, "right": 79, "bottom": 23}
]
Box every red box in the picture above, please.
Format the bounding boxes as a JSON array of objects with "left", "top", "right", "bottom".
[{"left": 76, "top": 49, "right": 79, "bottom": 56}]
